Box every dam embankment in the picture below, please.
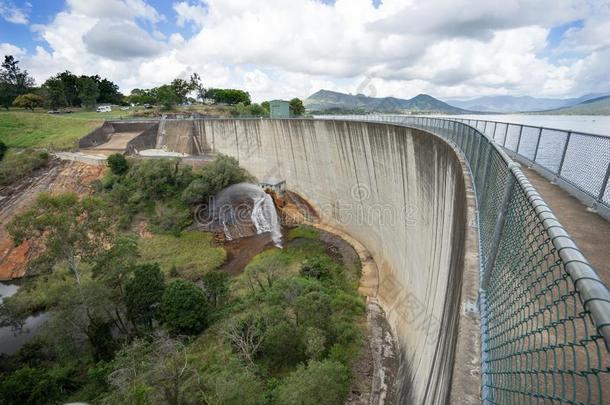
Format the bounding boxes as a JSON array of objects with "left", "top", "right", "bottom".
[{"left": 159, "top": 119, "right": 478, "bottom": 404}]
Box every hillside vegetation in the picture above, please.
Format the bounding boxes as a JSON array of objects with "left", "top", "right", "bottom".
[{"left": 0, "top": 155, "right": 365, "bottom": 404}]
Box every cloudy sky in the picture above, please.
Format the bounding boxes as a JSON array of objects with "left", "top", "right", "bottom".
[{"left": 1, "top": 0, "right": 609, "bottom": 102}]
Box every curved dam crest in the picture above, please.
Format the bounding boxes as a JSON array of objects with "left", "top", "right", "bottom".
[{"left": 172, "top": 119, "right": 473, "bottom": 404}]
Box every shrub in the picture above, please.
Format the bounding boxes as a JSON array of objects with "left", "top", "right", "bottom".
[
  {"left": 161, "top": 280, "right": 209, "bottom": 335},
  {"left": 300, "top": 256, "right": 331, "bottom": 280},
  {"left": 125, "top": 263, "right": 165, "bottom": 328},
  {"left": 201, "top": 270, "right": 230, "bottom": 307},
  {"left": 107, "top": 153, "right": 128, "bottom": 175},
  {"left": 274, "top": 360, "right": 350, "bottom": 405}
]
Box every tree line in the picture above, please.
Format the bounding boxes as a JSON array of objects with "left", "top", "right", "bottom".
[
  {"left": 0, "top": 56, "right": 123, "bottom": 110},
  {"left": 0, "top": 54, "right": 305, "bottom": 115}
]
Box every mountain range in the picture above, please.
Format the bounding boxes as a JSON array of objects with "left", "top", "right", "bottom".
[
  {"left": 304, "top": 90, "right": 468, "bottom": 114},
  {"left": 445, "top": 93, "right": 610, "bottom": 113},
  {"left": 304, "top": 89, "right": 610, "bottom": 115}
]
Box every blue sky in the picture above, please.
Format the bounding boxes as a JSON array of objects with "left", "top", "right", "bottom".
[{"left": 1, "top": 0, "right": 608, "bottom": 101}]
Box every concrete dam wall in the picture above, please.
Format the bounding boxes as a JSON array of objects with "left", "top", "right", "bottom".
[{"left": 164, "top": 119, "right": 475, "bottom": 404}]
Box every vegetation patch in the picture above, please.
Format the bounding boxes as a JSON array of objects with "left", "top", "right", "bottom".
[
  {"left": 138, "top": 232, "right": 226, "bottom": 280},
  {"left": 0, "top": 148, "right": 50, "bottom": 187}
]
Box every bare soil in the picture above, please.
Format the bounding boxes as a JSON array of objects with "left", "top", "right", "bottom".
[{"left": 0, "top": 160, "right": 105, "bottom": 280}]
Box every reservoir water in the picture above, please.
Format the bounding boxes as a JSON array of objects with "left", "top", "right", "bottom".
[{"left": 436, "top": 114, "right": 610, "bottom": 136}]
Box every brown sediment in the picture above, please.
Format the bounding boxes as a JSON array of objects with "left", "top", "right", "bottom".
[{"left": 218, "top": 232, "right": 275, "bottom": 276}]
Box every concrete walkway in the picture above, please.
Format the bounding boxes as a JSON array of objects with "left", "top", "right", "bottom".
[{"left": 521, "top": 166, "right": 610, "bottom": 286}]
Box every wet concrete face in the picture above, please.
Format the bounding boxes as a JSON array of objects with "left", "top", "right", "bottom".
[{"left": 181, "top": 119, "right": 469, "bottom": 404}]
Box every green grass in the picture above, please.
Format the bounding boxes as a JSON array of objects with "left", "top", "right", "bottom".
[
  {"left": 138, "top": 231, "right": 226, "bottom": 280},
  {"left": 0, "top": 109, "right": 137, "bottom": 150}
]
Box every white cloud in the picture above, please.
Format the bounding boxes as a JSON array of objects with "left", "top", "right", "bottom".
[
  {"left": 83, "top": 20, "right": 165, "bottom": 60},
  {"left": 0, "top": 1, "right": 30, "bottom": 24},
  {"left": 10, "top": 0, "right": 610, "bottom": 101},
  {"left": 0, "top": 42, "right": 27, "bottom": 58},
  {"left": 66, "top": 0, "right": 163, "bottom": 23},
  {"left": 173, "top": 1, "right": 207, "bottom": 27}
]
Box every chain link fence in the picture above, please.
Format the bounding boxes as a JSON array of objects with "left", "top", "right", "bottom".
[
  {"left": 451, "top": 117, "right": 610, "bottom": 222},
  {"left": 318, "top": 114, "right": 610, "bottom": 404}
]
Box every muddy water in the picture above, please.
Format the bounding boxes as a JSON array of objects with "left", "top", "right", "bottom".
[{"left": 0, "top": 282, "right": 50, "bottom": 355}]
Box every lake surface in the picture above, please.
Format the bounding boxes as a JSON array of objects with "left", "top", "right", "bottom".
[
  {"left": 434, "top": 114, "right": 610, "bottom": 136},
  {"left": 0, "top": 282, "right": 49, "bottom": 355}
]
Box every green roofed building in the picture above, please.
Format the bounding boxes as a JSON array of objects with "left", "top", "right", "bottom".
[{"left": 269, "top": 100, "right": 290, "bottom": 118}]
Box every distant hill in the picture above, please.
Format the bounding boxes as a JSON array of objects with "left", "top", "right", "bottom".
[
  {"left": 304, "top": 90, "right": 469, "bottom": 114},
  {"left": 445, "top": 93, "right": 610, "bottom": 113},
  {"left": 539, "top": 95, "right": 610, "bottom": 115}
]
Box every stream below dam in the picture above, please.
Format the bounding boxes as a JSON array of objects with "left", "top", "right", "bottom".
[{"left": 0, "top": 281, "right": 50, "bottom": 355}]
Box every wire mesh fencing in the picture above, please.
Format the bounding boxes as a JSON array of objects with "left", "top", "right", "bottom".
[
  {"left": 452, "top": 118, "right": 610, "bottom": 219},
  {"left": 318, "top": 114, "right": 610, "bottom": 404}
]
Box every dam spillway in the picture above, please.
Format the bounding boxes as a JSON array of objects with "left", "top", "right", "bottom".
[{"left": 172, "top": 119, "right": 474, "bottom": 403}]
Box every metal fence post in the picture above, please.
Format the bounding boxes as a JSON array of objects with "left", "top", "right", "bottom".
[
  {"left": 532, "top": 127, "right": 543, "bottom": 162},
  {"left": 557, "top": 131, "right": 572, "bottom": 176},
  {"left": 515, "top": 125, "right": 524, "bottom": 154},
  {"left": 492, "top": 122, "right": 497, "bottom": 140},
  {"left": 502, "top": 124, "right": 509, "bottom": 147},
  {"left": 482, "top": 166, "right": 517, "bottom": 291},
  {"left": 598, "top": 160, "right": 610, "bottom": 203}
]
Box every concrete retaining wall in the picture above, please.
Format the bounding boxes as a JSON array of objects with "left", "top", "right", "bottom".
[
  {"left": 79, "top": 121, "right": 157, "bottom": 150},
  {"left": 125, "top": 124, "right": 159, "bottom": 154},
  {"left": 185, "top": 119, "right": 472, "bottom": 404}
]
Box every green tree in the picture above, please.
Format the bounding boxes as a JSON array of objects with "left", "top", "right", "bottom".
[
  {"left": 78, "top": 76, "right": 100, "bottom": 109},
  {"left": 170, "top": 78, "right": 193, "bottom": 104},
  {"left": 201, "top": 271, "right": 230, "bottom": 307},
  {"left": 125, "top": 263, "right": 165, "bottom": 328},
  {"left": 107, "top": 153, "right": 129, "bottom": 175},
  {"left": 0, "top": 55, "right": 34, "bottom": 109},
  {"left": 57, "top": 71, "right": 80, "bottom": 106},
  {"left": 156, "top": 84, "right": 179, "bottom": 110},
  {"left": 274, "top": 360, "right": 350, "bottom": 405},
  {"left": 8, "top": 193, "right": 114, "bottom": 283},
  {"left": 12, "top": 93, "right": 44, "bottom": 110},
  {"left": 42, "top": 76, "right": 67, "bottom": 109},
  {"left": 189, "top": 73, "right": 206, "bottom": 101},
  {"left": 182, "top": 155, "right": 248, "bottom": 204},
  {"left": 128, "top": 88, "right": 156, "bottom": 105},
  {"left": 97, "top": 77, "right": 123, "bottom": 104},
  {"left": 261, "top": 101, "right": 270, "bottom": 112},
  {"left": 161, "top": 280, "right": 209, "bottom": 335},
  {"left": 289, "top": 97, "right": 305, "bottom": 116},
  {"left": 206, "top": 88, "right": 251, "bottom": 105}
]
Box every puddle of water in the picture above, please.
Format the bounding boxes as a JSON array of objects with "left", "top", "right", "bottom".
[{"left": 0, "top": 282, "right": 50, "bottom": 355}]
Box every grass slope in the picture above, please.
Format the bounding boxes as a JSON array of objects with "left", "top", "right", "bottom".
[
  {"left": 138, "top": 231, "right": 226, "bottom": 280},
  {"left": 0, "top": 109, "right": 130, "bottom": 150}
]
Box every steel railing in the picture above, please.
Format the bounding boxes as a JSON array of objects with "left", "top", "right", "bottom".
[{"left": 318, "top": 114, "right": 610, "bottom": 404}]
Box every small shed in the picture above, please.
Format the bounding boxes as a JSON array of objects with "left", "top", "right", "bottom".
[
  {"left": 269, "top": 100, "right": 290, "bottom": 118},
  {"left": 259, "top": 177, "right": 286, "bottom": 194}
]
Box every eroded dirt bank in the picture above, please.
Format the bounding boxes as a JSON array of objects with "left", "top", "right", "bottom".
[{"left": 0, "top": 160, "right": 105, "bottom": 280}]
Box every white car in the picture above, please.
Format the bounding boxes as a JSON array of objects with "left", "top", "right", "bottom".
[{"left": 96, "top": 106, "right": 112, "bottom": 113}]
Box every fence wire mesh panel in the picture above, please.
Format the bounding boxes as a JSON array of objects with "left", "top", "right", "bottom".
[
  {"left": 448, "top": 117, "right": 610, "bottom": 215},
  {"left": 560, "top": 133, "right": 610, "bottom": 200},
  {"left": 504, "top": 124, "right": 522, "bottom": 152},
  {"left": 317, "top": 115, "right": 610, "bottom": 404},
  {"left": 517, "top": 126, "right": 540, "bottom": 161}
]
